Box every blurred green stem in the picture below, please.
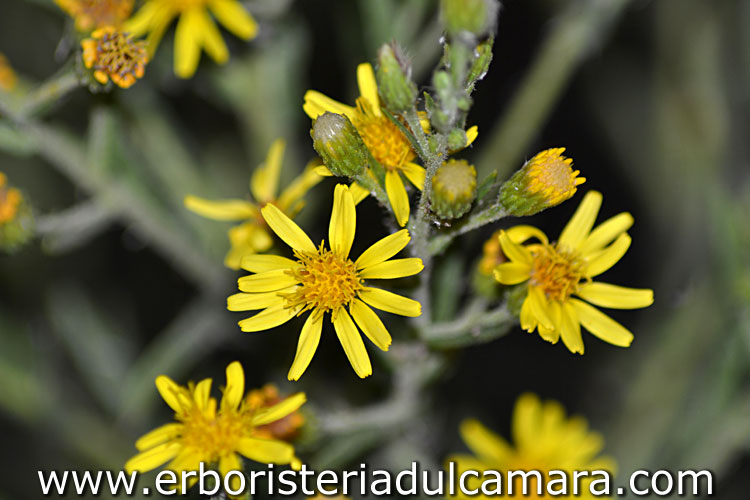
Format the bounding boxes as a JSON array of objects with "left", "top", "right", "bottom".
[
  {"left": 428, "top": 204, "right": 507, "bottom": 255},
  {"left": 20, "top": 69, "right": 81, "bottom": 117},
  {"left": 476, "top": 0, "right": 632, "bottom": 179}
]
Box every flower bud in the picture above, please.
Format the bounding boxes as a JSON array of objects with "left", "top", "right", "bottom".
[
  {"left": 447, "top": 128, "right": 467, "bottom": 151},
  {"left": 0, "top": 52, "right": 17, "bottom": 92},
  {"left": 311, "top": 112, "right": 368, "bottom": 177},
  {"left": 0, "top": 173, "right": 34, "bottom": 252},
  {"left": 430, "top": 159, "right": 477, "bottom": 219},
  {"left": 498, "top": 147, "right": 585, "bottom": 216},
  {"left": 440, "top": 0, "right": 499, "bottom": 38},
  {"left": 376, "top": 43, "right": 417, "bottom": 113}
]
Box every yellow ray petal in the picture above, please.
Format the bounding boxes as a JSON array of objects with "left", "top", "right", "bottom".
[
  {"left": 192, "top": 378, "right": 212, "bottom": 410},
  {"left": 358, "top": 287, "right": 421, "bottom": 317},
  {"left": 227, "top": 290, "right": 289, "bottom": 311},
  {"left": 349, "top": 182, "right": 370, "bottom": 204},
  {"left": 505, "top": 225, "right": 549, "bottom": 245},
  {"left": 251, "top": 139, "right": 285, "bottom": 202},
  {"left": 356, "top": 229, "right": 411, "bottom": 269},
  {"left": 124, "top": 1, "right": 162, "bottom": 37},
  {"left": 385, "top": 170, "right": 410, "bottom": 227},
  {"left": 174, "top": 9, "right": 203, "bottom": 78},
  {"left": 576, "top": 282, "right": 653, "bottom": 310},
  {"left": 459, "top": 419, "right": 513, "bottom": 463},
  {"left": 288, "top": 313, "right": 323, "bottom": 381},
  {"left": 512, "top": 393, "right": 542, "bottom": 450},
  {"left": 329, "top": 184, "right": 356, "bottom": 258},
  {"left": 238, "top": 305, "right": 298, "bottom": 332},
  {"left": 584, "top": 233, "right": 631, "bottom": 277},
  {"left": 135, "top": 423, "right": 183, "bottom": 451},
  {"left": 357, "top": 63, "right": 381, "bottom": 114},
  {"left": 252, "top": 393, "right": 307, "bottom": 425},
  {"left": 155, "top": 376, "right": 183, "bottom": 413},
  {"left": 277, "top": 167, "right": 323, "bottom": 212},
  {"left": 333, "top": 308, "right": 372, "bottom": 378},
  {"left": 527, "top": 285, "right": 554, "bottom": 330},
  {"left": 219, "top": 453, "right": 243, "bottom": 494},
  {"left": 570, "top": 298, "right": 634, "bottom": 347},
  {"left": 498, "top": 230, "right": 533, "bottom": 265},
  {"left": 194, "top": 9, "right": 228, "bottom": 64},
  {"left": 465, "top": 125, "right": 479, "bottom": 146},
  {"left": 349, "top": 299, "right": 392, "bottom": 351},
  {"left": 125, "top": 442, "right": 181, "bottom": 474},
  {"left": 358, "top": 258, "right": 423, "bottom": 279},
  {"left": 493, "top": 261, "right": 531, "bottom": 285},
  {"left": 401, "top": 162, "right": 426, "bottom": 191},
  {"left": 560, "top": 302, "right": 584, "bottom": 354},
  {"left": 519, "top": 290, "right": 537, "bottom": 332},
  {"left": 557, "top": 191, "right": 602, "bottom": 251},
  {"left": 241, "top": 254, "right": 298, "bottom": 273},
  {"left": 579, "top": 212, "right": 634, "bottom": 255},
  {"left": 209, "top": 0, "right": 258, "bottom": 39},
  {"left": 538, "top": 300, "right": 561, "bottom": 343},
  {"left": 303, "top": 90, "right": 356, "bottom": 120},
  {"left": 238, "top": 269, "right": 299, "bottom": 292},
  {"left": 261, "top": 203, "right": 316, "bottom": 253},
  {"left": 184, "top": 195, "right": 257, "bottom": 221},
  {"left": 237, "top": 437, "right": 296, "bottom": 464},
  {"left": 220, "top": 361, "right": 244, "bottom": 412}
]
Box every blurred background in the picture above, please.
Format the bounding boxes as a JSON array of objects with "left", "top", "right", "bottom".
[{"left": 0, "top": 0, "right": 748, "bottom": 498}]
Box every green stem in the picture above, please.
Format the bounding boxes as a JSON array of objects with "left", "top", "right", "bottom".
[
  {"left": 420, "top": 301, "right": 515, "bottom": 349},
  {"left": 20, "top": 69, "right": 81, "bottom": 117},
  {"left": 428, "top": 204, "right": 507, "bottom": 255}
]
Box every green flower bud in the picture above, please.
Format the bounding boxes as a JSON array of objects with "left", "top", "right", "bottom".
[
  {"left": 447, "top": 128, "right": 467, "bottom": 151},
  {"left": 376, "top": 43, "right": 417, "bottom": 113},
  {"left": 498, "top": 148, "right": 585, "bottom": 216},
  {"left": 467, "top": 37, "right": 494, "bottom": 88},
  {"left": 311, "top": 112, "right": 368, "bottom": 177},
  {"left": 430, "top": 159, "right": 477, "bottom": 219},
  {"left": 440, "top": 0, "right": 499, "bottom": 38}
]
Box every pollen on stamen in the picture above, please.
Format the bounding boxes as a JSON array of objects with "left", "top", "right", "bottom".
[
  {"left": 351, "top": 97, "right": 416, "bottom": 171},
  {"left": 283, "top": 243, "right": 363, "bottom": 316},
  {"left": 81, "top": 27, "right": 148, "bottom": 89},
  {"left": 529, "top": 244, "right": 587, "bottom": 302}
]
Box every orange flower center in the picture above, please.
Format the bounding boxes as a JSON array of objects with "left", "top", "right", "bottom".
[
  {"left": 82, "top": 29, "right": 148, "bottom": 89},
  {"left": 351, "top": 98, "right": 415, "bottom": 172},
  {"left": 525, "top": 148, "right": 584, "bottom": 205},
  {"left": 529, "top": 244, "right": 585, "bottom": 302},
  {"left": 284, "top": 245, "right": 362, "bottom": 314}
]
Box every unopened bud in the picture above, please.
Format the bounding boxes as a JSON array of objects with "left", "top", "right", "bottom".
[
  {"left": 447, "top": 128, "right": 467, "bottom": 151},
  {"left": 376, "top": 43, "right": 417, "bottom": 113},
  {"left": 0, "top": 172, "right": 34, "bottom": 252},
  {"left": 311, "top": 112, "right": 368, "bottom": 177},
  {"left": 440, "top": 0, "right": 499, "bottom": 38},
  {"left": 498, "top": 148, "right": 585, "bottom": 216},
  {"left": 430, "top": 159, "right": 477, "bottom": 219}
]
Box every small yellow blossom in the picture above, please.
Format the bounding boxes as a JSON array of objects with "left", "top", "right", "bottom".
[
  {"left": 230, "top": 184, "right": 424, "bottom": 380},
  {"left": 126, "top": 0, "right": 258, "bottom": 78},
  {"left": 493, "top": 191, "right": 654, "bottom": 353},
  {"left": 478, "top": 229, "right": 507, "bottom": 276},
  {"left": 0, "top": 53, "right": 17, "bottom": 92},
  {"left": 0, "top": 173, "right": 23, "bottom": 224},
  {"left": 185, "top": 139, "right": 322, "bottom": 270},
  {"left": 81, "top": 28, "right": 148, "bottom": 89},
  {"left": 304, "top": 63, "right": 479, "bottom": 227},
  {"left": 245, "top": 384, "right": 305, "bottom": 441},
  {"left": 449, "top": 393, "right": 616, "bottom": 499},
  {"left": 125, "top": 362, "right": 305, "bottom": 495},
  {"left": 55, "top": 0, "right": 134, "bottom": 31},
  {"left": 499, "top": 148, "right": 586, "bottom": 216}
]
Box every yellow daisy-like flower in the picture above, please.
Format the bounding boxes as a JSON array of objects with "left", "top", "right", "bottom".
[
  {"left": 0, "top": 53, "right": 17, "bottom": 92},
  {"left": 230, "top": 184, "right": 424, "bottom": 380},
  {"left": 185, "top": 139, "right": 322, "bottom": 270},
  {"left": 125, "top": 362, "right": 305, "bottom": 495},
  {"left": 126, "top": 0, "right": 258, "bottom": 78},
  {"left": 245, "top": 384, "right": 305, "bottom": 441},
  {"left": 304, "top": 63, "right": 478, "bottom": 227},
  {"left": 55, "top": 0, "right": 134, "bottom": 31},
  {"left": 449, "top": 393, "right": 616, "bottom": 499},
  {"left": 81, "top": 27, "right": 148, "bottom": 89},
  {"left": 494, "top": 191, "right": 654, "bottom": 353},
  {"left": 478, "top": 229, "right": 506, "bottom": 276}
]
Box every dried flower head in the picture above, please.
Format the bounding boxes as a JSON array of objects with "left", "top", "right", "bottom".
[{"left": 81, "top": 27, "right": 148, "bottom": 89}]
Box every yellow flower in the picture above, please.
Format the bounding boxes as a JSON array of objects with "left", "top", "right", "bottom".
[
  {"left": 304, "top": 63, "right": 478, "bottom": 227},
  {"left": 0, "top": 172, "right": 23, "bottom": 224},
  {"left": 55, "top": 0, "right": 133, "bottom": 31},
  {"left": 0, "top": 53, "right": 17, "bottom": 92},
  {"left": 230, "top": 184, "right": 424, "bottom": 380},
  {"left": 245, "top": 384, "right": 305, "bottom": 441},
  {"left": 81, "top": 28, "right": 148, "bottom": 89},
  {"left": 449, "top": 393, "right": 616, "bottom": 499},
  {"left": 493, "top": 191, "right": 653, "bottom": 353},
  {"left": 125, "top": 362, "right": 305, "bottom": 494},
  {"left": 478, "top": 229, "right": 507, "bottom": 276},
  {"left": 126, "top": 0, "right": 258, "bottom": 78},
  {"left": 185, "top": 139, "right": 322, "bottom": 270}
]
